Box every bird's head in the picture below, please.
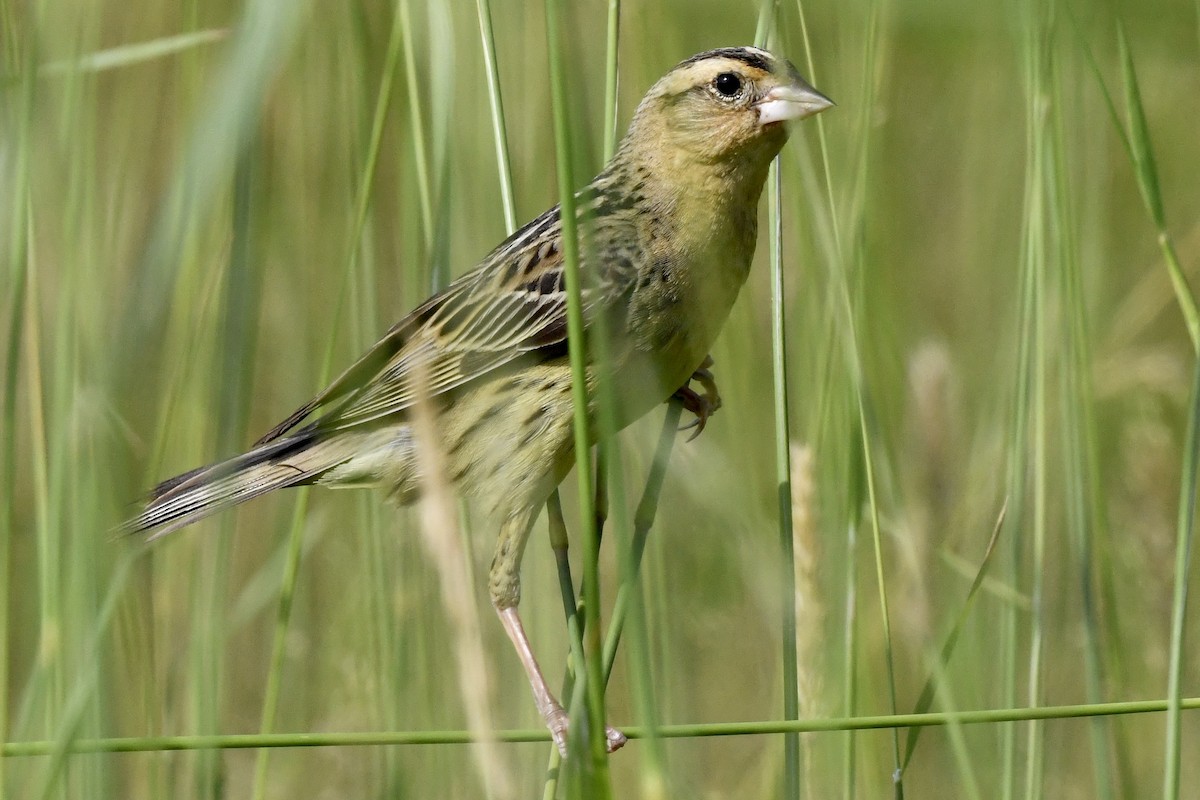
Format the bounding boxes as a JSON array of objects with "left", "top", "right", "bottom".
[{"left": 620, "top": 47, "right": 833, "bottom": 177}]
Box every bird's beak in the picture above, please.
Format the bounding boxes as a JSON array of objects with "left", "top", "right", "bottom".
[{"left": 755, "top": 81, "right": 835, "bottom": 125}]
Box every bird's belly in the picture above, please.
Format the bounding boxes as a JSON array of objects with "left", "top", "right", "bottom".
[
  {"left": 440, "top": 365, "right": 580, "bottom": 517},
  {"left": 611, "top": 257, "right": 746, "bottom": 422},
  {"left": 605, "top": 329, "right": 705, "bottom": 425}
]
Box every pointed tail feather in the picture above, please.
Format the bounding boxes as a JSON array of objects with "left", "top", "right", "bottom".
[{"left": 124, "top": 427, "right": 361, "bottom": 539}]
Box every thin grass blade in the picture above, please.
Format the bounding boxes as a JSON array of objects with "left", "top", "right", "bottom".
[{"left": 901, "top": 503, "right": 1006, "bottom": 770}]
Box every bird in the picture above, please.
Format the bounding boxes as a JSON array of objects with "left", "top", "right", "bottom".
[{"left": 126, "top": 46, "right": 833, "bottom": 756}]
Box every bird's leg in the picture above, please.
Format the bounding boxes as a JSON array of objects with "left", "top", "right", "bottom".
[
  {"left": 496, "top": 606, "right": 571, "bottom": 751},
  {"left": 491, "top": 514, "right": 626, "bottom": 756},
  {"left": 494, "top": 607, "right": 627, "bottom": 755},
  {"left": 673, "top": 354, "right": 722, "bottom": 440}
]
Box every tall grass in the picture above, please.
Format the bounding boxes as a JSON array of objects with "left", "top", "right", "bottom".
[{"left": 2, "top": 0, "right": 1199, "bottom": 798}]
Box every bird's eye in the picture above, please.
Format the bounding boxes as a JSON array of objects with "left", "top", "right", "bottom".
[{"left": 713, "top": 72, "right": 742, "bottom": 98}]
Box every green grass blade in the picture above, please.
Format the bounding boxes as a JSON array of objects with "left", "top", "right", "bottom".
[
  {"left": 768, "top": 162, "right": 803, "bottom": 800},
  {"left": 1161, "top": 359, "right": 1200, "bottom": 799},
  {"left": 859, "top": 392, "right": 902, "bottom": 800},
  {"left": 901, "top": 504, "right": 1005, "bottom": 770},
  {"left": 111, "top": 0, "right": 311, "bottom": 393},
  {"left": 755, "top": 10, "right": 801, "bottom": 799},
  {"left": 1022, "top": 12, "right": 1050, "bottom": 800},
  {"left": 474, "top": 0, "right": 517, "bottom": 233},
  {"left": 398, "top": 0, "right": 434, "bottom": 252},
  {"left": 599, "top": 403, "right": 682, "bottom": 682},
  {"left": 601, "top": 1, "right": 621, "bottom": 162},
  {"left": 0, "top": 49, "right": 34, "bottom": 797},
  {"left": 1115, "top": 26, "right": 1163, "bottom": 230},
  {"left": 1116, "top": 23, "right": 1199, "bottom": 351},
  {"left": 1050, "top": 43, "right": 1120, "bottom": 798},
  {"left": 34, "top": 29, "right": 227, "bottom": 78},
  {"left": 33, "top": 552, "right": 137, "bottom": 799},
  {"left": 542, "top": 0, "right": 609, "bottom": 790},
  {"left": 6, "top": 694, "right": 1200, "bottom": 756},
  {"left": 754, "top": 0, "right": 776, "bottom": 50}
]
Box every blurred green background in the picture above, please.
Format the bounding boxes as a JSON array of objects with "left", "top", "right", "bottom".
[{"left": 3, "top": 0, "right": 1199, "bottom": 797}]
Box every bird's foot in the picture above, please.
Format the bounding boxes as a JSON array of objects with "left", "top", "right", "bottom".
[
  {"left": 544, "top": 704, "right": 627, "bottom": 756},
  {"left": 673, "top": 355, "right": 722, "bottom": 441},
  {"left": 497, "top": 606, "right": 626, "bottom": 758}
]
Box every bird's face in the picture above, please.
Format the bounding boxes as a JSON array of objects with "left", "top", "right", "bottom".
[{"left": 627, "top": 47, "right": 833, "bottom": 172}]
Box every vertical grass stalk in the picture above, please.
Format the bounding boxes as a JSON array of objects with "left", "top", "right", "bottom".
[
  {"left": 755, "top": 9, "right": 803, "bottom": 799},
  {"left": 584, "top": 1, "right": 668, "bottom": 789},
  {"left": 1162, "top": 360, "right": 1200, "bottom": 798},
  {"left": 398, "top": 0, "right": 434, "bottom": 253},
  {"left": 543, "top": 0, "right": 611, "bottom": 789},
  {"left": 601, "top": 1, "right": 621, "bottom": 162},
  {"left": 1019, "top": 8, "right": 1050, "bottom": 797},
  {"left": 474, "top": 0, "right": 517, "bottom": 233},
  {"left": 0, "top": 41, "right": 35, "bottom": 795},
  {"left": 1049, "top": 41, "right": 1118, "bottom": 800},
  {"left": 768, "top": 164, "right": 803, "bottom": 800},
  {"left": 791, "top": 0, "right": 881, "bottom": 791}
]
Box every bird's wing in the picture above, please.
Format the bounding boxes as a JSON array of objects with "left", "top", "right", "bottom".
[{"left": 255, "top": 205, "right": 620, "bottom": 444}]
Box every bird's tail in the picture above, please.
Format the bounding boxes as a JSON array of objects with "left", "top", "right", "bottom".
[{"left": 124, "top": 426, "right": 363, "bottom": 539}]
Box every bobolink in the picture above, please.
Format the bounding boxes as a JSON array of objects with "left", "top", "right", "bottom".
[{"left": 128, "top": 46, "right": 833, "bottom": 754}]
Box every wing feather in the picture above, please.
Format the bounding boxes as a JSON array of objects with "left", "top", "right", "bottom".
[{"left": 256, "top": 204, "right": 621, "bottom": 442}]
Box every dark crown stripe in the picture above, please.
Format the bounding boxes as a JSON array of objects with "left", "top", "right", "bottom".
[{"left": 678, "top": 47, "right": 772, "bottom": 73}]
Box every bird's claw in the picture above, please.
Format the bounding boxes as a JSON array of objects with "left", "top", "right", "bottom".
[
  {"left": 605, "top": 726, "right": 628, "bottom": 753},
  {"left": 545, "top": 706, "right": 626, "bottom": 756},
  {"left": 546, "top": 707, "right": 570, "bottom": 756},
  {"left": 673, "top": 355, "right": 722, "bottom": 441}
]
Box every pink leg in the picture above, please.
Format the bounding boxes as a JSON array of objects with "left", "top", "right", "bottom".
[{"left": 496, "top": 606, "right": 627, "bottom": 755}]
